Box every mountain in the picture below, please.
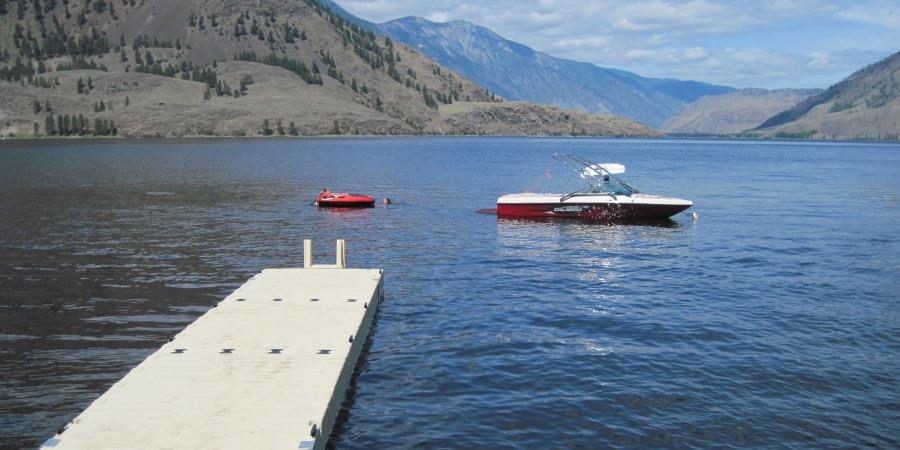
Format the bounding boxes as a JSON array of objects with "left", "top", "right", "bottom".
[
  {"left": 0, "top": 0, "right": 657, "bottom": 138},
  {"left": 754, "top": 52, "right": 900, "bottom": 140},
  {"left": 661, "top": 88, "right": 820, "bottom": 135},
  {"left": 366, "top": 15, "right": 733, "bottom": 127}
]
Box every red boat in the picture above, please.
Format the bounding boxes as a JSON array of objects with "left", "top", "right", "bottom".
[{"left": 315, "top": 191, "right": 375, "bottom": 208}]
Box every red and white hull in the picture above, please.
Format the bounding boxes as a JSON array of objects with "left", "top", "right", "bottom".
[{"left": 497, "top": 193, "right": 692, "bottom": 221}]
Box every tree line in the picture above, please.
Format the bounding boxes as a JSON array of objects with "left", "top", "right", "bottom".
[
  {"left": 39, "top": 113, "right": 118, "bottom": 136},
  {"left": 235, "top": 50, "right": 323, "bottom": 85}
]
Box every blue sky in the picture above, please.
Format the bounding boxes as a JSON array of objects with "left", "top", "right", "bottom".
[{"left": 335, "top": 0, "right": 900, "bottom": 89}]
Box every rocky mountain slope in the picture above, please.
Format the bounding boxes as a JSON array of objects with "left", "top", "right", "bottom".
[
  {"left": 324, "top": 8, "right": 733, "bottom": 127},
  {"left": 0, "top": 0, "right": 657, "bottom": 138},
  {"left": 661, "top": 88, "right": 820, "bottom": 135},
  {"left": 754, "top": 52, "right": 900, "bottom": 140}
]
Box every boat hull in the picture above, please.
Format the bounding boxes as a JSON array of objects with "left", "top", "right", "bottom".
[
  {"left": 497, "top": 200, "right": 691, "bottom": 221},
  {"left": 317, "top": 201, "right": 375, "bottom": 208},
  {"left": 316, "top": 193, "right": 375, "bottom": 208}
]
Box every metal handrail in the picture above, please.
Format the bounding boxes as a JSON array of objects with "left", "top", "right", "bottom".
[{"left": 552, "top": 153, "right": 635, "bottom": 200}]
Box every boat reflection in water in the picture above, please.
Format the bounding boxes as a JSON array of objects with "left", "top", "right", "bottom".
[{"left": 494, "top": 214, "right": 690, "bottom": 289}]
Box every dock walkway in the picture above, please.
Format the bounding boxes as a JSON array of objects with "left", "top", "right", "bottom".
[{"left": 41, "top": 241, "right": 383, "bottom": 450}]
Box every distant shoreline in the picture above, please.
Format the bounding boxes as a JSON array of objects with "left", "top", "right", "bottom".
[{"left": 3, "top": 134, "right": 899, "bottom": 144}]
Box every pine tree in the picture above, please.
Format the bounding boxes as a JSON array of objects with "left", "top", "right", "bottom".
[
  {"left": 261, "top": 118, "right": 272, "bottom": 135},
  {"left": 276, "top": 119, "right": 284, "bottom": 135},
  {"left": 33, "top": 122, "right": 39, "bottom": 136},
  {"left": 32, "top": 99, "right": 41, "bottom": 114},
  {"left": 125, "top": 96, "right": 130, "bottom": 107},
  {"left": 44, "top": 100, "right": 51, "bottom": 112},
  {"left": 77, "top": 77, "right": 84, "bottom": 94},
  {"left": 239, "top": 75, "right": 249, "bottom": 94},
  {"left": 288, "top": 121, "right": 298, "bottom": 136},
  {"left": 422, "top": 87, "right": 438, "bottom": 109}
]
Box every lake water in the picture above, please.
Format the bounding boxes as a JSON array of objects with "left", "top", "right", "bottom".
[{"left": 0, "top": 137, "right": 898, "bottom": 449}]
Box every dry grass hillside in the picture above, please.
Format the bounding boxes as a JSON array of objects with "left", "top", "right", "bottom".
[
  {"left": 0, "top": 0, "right": 657, "bottom": 137},
  {"left": 661, "top": 89, "right": 819, "bottom": 135},
  {"left": 754, "top": 52, "right": 900, "bottom": 140},
  {"left": 435, "top": 102, "right": 659, "bottom": 136}
]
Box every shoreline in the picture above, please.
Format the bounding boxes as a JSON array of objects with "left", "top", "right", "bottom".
[{"left": 2, "top": 134, "right": 899, "bottom": 144}]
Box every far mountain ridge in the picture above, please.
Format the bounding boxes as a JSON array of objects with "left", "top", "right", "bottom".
[
  {"left": 377, "top": 15, "right": 735, "bottom": 127},
  {"left": 321, "top": 2, "right": 734, "bottom": 127}
]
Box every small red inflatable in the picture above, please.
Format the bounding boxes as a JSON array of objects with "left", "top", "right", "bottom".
[{"left": 315, "top": 190, "right": 375, "bottom": 208}]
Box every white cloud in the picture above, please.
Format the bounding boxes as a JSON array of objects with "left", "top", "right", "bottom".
[
  {"left": 809, "top": 51, "right": 830, "bottom": 67},
  {"left": 683, "top": 47, "right": 707, "bottom": 60},
  {"left": 545, "top": 36, "right": 613, "bottom": 51},
  {"left": 836, "top": 1, "right": 900, "bottom": 28},
  {"left": 425, "top": 12, "right": 450, "bottom": 22},
  {"left": 610, "top": 0, "right": 746, "bottom": 33}
]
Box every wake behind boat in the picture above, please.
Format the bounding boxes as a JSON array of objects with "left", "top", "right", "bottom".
[{"left": 497, "top": 154, "right": 692, "bottom": 221}]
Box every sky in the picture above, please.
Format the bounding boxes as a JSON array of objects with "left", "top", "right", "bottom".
[{"left": 334, "top": 0, "right": 900, "bottom": 89}]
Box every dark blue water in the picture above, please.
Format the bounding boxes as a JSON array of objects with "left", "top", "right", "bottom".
[{"left": 1, "top": 137, "right": 898, "bottom": 449}]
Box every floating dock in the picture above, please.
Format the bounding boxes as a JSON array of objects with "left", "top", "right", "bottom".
[{"left": 41, "top": 240, "right": 383, "bottom": 450}]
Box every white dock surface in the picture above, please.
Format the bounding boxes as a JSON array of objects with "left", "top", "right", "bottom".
[{"left": 42, "top": 267, "right": 384, "bottom": 450}]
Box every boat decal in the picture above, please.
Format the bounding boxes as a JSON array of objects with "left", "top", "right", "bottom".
[{"left": 553, "top": 206, "right": 584, "bottom": 213}]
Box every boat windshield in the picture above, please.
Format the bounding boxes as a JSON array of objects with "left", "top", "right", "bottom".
[
  {"left": 595, "top": 182, "right": 632, "bottom": 196},
  {"left": 572, "top": 181, "right": 633, "bottom": 196}
]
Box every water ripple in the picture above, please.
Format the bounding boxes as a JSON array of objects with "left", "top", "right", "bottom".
[{"left": 0, "top": 138, "right": 898, "bottom": 449}]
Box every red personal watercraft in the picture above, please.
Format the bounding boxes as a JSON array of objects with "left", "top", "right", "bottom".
[{"left": 315, "top": 191, "right": 375, "bottom": 208}]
